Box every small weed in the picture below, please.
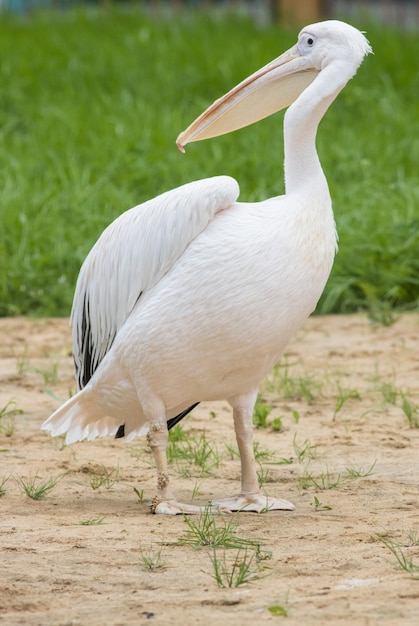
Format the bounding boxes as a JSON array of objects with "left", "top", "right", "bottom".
[
  {"left": 127, "top": 444, "right": 147, "bottom": 461},
  {"left": 345, "top": 461, "right": 376, "bottom": 479},
  {"left": 311, "top": 496, "right": 332, "bottom": 511},
  {"left": 168, "top": 424, "right": 189, "bottom": 442},
  {"left": 52, "top": 435, "right": 67, "bottom": 451},
  {"left": 333, "top": 382, "right": 361, "bottom": 420},
  {"left": 379, "top": 529, "right": 419, "bottom": 549},
  {"left": 0, "top": 400, "right": 23, "bottom": 436},
  {"left": 270, "top": 417, "right": 284, "bottom": 433},
  {"left": 16, "top": 473, "right": 63, "bottom": 500},
  {"left": 273, "top": 456, "right": 294, "bottom": 465},
  {"left": 253, "top": 442, "right": 276, "bottom": 463},
  {"left": 33, "top": 362, "right": 59, "bottom": 385},
  {"left": 253, "top": 398, "right": 273, "bottom": 429},
  {"left": 89, "top": 465, "right": 119, "bottom": 490},
  {"left": 179, "top": 506, "right": 264, "bottom": 551},
  {"left": 379, "top": 381, "right": 399, "bottom": 406},
  {"left": 271, "top": 416, "right": 284, "bottom": 432},
  {"left": 256, "top": 546, "right": 273, "bottom": 562},
  {"left": 210, "top": 547, "right": 269, "bottom": 588},
  {"left": 191, "top": 479, "right": 204, "bottom": 501},
  {"left": 225, "top": 441, "right": 275, "bottom": 463},
  {"left": 0, "top": 475, "right": 10, "bottom": 497},
  {"left": 175, "top": 465, "right": 193, "bottom": 478},
  {"left": 139, "top": 541, "right": 166, "bottom": 572},
  {"left": 79, "top": 517, "right": 105, "bottom": 525},
  {"left": 292, "top": 376, "right": 322, "bottom": 405},
  {"left": 406, "top": 530, "right": 419, "bottom": 547},
  {"left": 367, "top": 300, "right": 400, "bottom": 327},
  {"left": 377, "top": 535, "right": 419, "bottom": 576},
  {"left": 371, "top": 381, "right": 419, "bottom": 427},
  {"left": 298, "top": 467, "right": 344, "bottom": 490},
  {"left": 181, "top": 506, "right": 237, "bottom": 549},
  {"left": 268, "top": 360, "right": 322, "bottom": 404},
  {"left": 268, "top": 605, "right": 288, "bottom": 617},
  {"left": 223, "top": 441, "right": 239, "bottom": 459},
  {"left": 15, "top": 352, "right": 59, "bottom": 384},
  {"left": 225, "top": 441, "right": 292, "bottom": 466},
  {"left": 0, "top": 400, "right": 23, "bottom": 420},
  {"left": 400, "top": 393, "right": 419, "bottom": 428},
  {"left": 187, "top": 433, "right": 223, "bottom": 473},
  {"left": 168, "top": 432, "right": 222, "bottom": 476},
  {"left": 299, "top": 461, "right": 376, "bottom": 491},
  {"left": 15, "top": 350, "right": 30, "bottom": 376},
  {"left": 133, "top": 486, "right": 145, "bottom": 502},
  {"left": 257, "top": 465, "right": 272, "bottom": 488},
  {"left": 293, "top": 434, "right": 318, "bottom": 463},
  {"left": 0, "top": 419, "right": 15, "bottom": 437}
]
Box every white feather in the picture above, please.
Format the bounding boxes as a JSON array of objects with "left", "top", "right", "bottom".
[{"left": 71, "top": 175, "right": 239, "bottom": 387}]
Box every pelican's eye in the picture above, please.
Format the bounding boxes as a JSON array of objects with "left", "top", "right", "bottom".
[{"left": 298, "top": 33, "right": 317, "bottom": 55}]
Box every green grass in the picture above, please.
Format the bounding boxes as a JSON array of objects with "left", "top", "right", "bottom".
[
  {"left": 268, "top": 605, "right": 288, "bottom": 617},
  {"left": 377, "top": 534, "right": 419, "bottom": 577},
  {"left": 0, "top": 8, "right": 418, "bottom": 316},
  {"left": 139, "top": 540, "right": 166, "bottom": 572},
  {"left": 400, "top": 393, "right": 419, "bottom": 429},
  {"left": 167, "top": 430, "right": 223, "bottom": 476},
  {"left": 179, "top": 506, "right": 265, "bottom": 551},
  {"left": 0, "top": 475, "right": 10, "bottom": 497},
  {"left": 298, "top": 467, "right": 345, "bottom": 490},
  {"left": 311, "top": 496, "right": 332, "bottom": 512},
  {"left": 293, "top": 434, "right": 318, "bottom": 463},
  {"left": 0, "top": 400, "right": 23, "bottom": 436},
  {"left": 209, "top": 547, "right": 268, "bottom": 588},
  {"left": 298, "top": 461, "right": 376, "bottom": 490},
  {"left": 373, "top": 381, "right": 419, "bottom": 428},
  {"left": 333, "top": 382, "right": 362, "bottom": 420},
  {"left": 266, "top": 361, "right": 323, "bottom": 404},
  {"left": 252, "top": 396, "right": 273, "bottom": 429},
  {"left": 16, "top": 472, "right": 63, "bottom": 499},
  {"left": 177, "top": 505, "right": 270, "bottom": 587},
  {"left": 88, "top": 464, "right": 119, "bottom": 490}
]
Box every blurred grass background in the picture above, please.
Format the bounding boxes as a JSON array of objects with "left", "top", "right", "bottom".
[{"left": 0, "top": 6, "right": 418, "bottom": 319}]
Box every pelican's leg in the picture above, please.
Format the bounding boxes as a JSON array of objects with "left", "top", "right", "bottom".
[
  {"left": 147, "top": 416, "right": 203, "bottom": 515},
  {"left": 212, "top": 391, "right": 295, "bottom": 513}
]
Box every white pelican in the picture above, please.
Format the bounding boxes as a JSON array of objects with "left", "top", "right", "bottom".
[{"left": 42, "top": 20, "right": 371, "bottom": 515}]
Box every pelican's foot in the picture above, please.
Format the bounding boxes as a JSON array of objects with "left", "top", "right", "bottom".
[
  {"left": 211, "top": 493, "right": 295, "bottom": 513},
  {"left": 150, "top": 496, "right": 208, "bottom": 515}
]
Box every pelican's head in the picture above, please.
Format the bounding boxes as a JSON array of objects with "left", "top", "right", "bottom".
[
  {"left": 297, "top": 20, "right": 372, "bottom": 71},
  {"left": 176, "top": 20, "right": 371, "bottom": 151}
]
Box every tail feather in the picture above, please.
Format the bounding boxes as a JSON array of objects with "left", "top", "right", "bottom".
[
  {"left": 42, "top": 386, "right": 196, "bottom": 445},
  {"left": 41, "top": 389, "right": 120, "bottom": 444}
]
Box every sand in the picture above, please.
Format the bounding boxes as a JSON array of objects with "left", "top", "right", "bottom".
[{"left": 1, "top": 314, "right": 418, "bottom": 625}]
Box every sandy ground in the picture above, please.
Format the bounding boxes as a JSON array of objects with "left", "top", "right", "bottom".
[{"left": 1, "top": 314, "right": 418, "bottom": 626}]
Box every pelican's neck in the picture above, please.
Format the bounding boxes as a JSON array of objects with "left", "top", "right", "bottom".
[{"left": 283, "top": 64, "right": 350, "bottom": 195}]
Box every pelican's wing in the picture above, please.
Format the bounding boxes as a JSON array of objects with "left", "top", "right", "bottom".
[{"left": 72, "top": 175, "right": 240, "bottom": 389}]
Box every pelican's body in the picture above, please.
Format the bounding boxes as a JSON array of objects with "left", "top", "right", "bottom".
[
  {"left": 42, "top": 21, "right": 371, "bottom": 514},
  {"left": 73, "top": 185, "right": 334, "bottom": 432}
]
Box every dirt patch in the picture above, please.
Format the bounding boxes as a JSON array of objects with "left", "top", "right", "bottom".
[{"left": 1, "top": 314, "right": 418, "bottom": 625}]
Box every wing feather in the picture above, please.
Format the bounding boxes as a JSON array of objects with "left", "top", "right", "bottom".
[{"left": 72, "top": 175, "right": 240, "bottom": 389}]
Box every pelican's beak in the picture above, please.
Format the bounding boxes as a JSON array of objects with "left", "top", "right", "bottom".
[{"left": 176, "top": 44, "right": 318, "bottom": 152}]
